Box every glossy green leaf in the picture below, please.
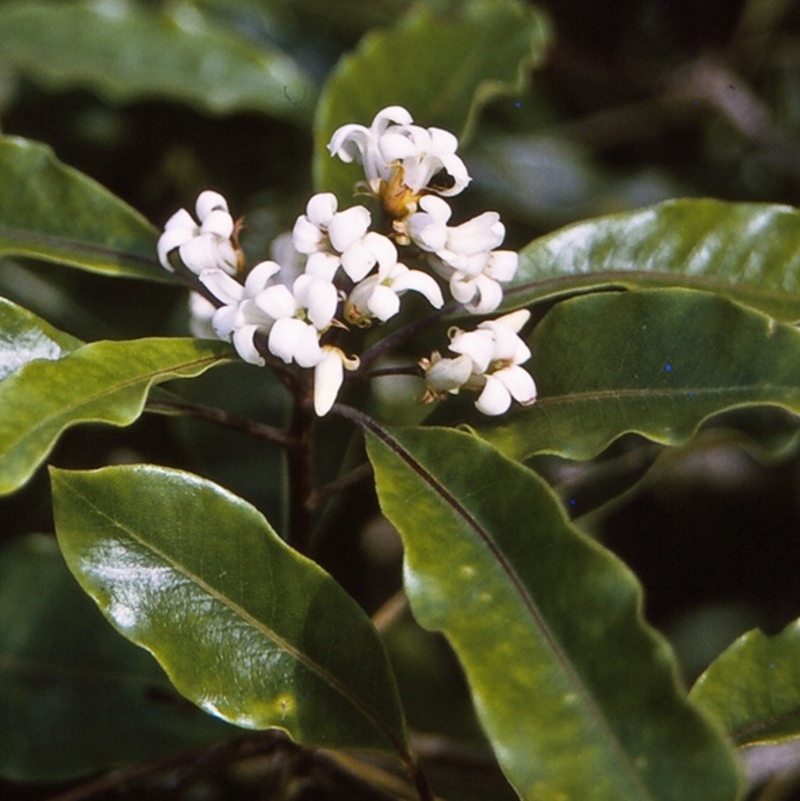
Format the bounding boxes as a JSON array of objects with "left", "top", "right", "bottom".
[
  {"left": 0, "top": 136, "right": 167, "bottom": 281},
  {"left": 505, "top": 199, "right": 800, "bottom": 321},
  {"left": 0, "top": 337, "right": 233, "bottom": 495},
  {"left": 690, "top": 621, "right": 800, "bottom": 748},
  {"left": 0, "top": 296, "right": 82, "bottom": 382},
  {"left": 313, "top": 0, "right": 551, "bottom": 199},
  {"left": 479, "top": 289, "right": 800, "bottom": 462},
  {"left": 0, "top": 534, "right": 233, "bottom": 781},
  {"left": 0, "top": 0, "right": 313, "bottom": 122},
  {"left": 51, "top": 464, "right": 409, "bottom": 756},
  {"left": 365, "top": 423, "right": 741, "bottom": 800}
]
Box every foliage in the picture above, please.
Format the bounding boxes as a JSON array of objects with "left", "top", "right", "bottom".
[{"left": 3, "top": 1, "right": 800, "bottom": 800}]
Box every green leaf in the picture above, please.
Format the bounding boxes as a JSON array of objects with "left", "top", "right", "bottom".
[
  {"left": 690, "top": 621, "right": 800, "bottom": 749},
  {"left": 0, "top": 136, "right": 168, "bottom": 281},
  {"left": 479, "top": 288, "right": 800, "bottom": 462},
  {"left": 51, "top": 464, "right": 409, "bottom": 756},
  {"left": 365, "top": 423, "right": 741, "bottom": 800},
  {"left": 0, "top": 296, "right": 82, "bottom": 382},
  {"left": 0, "top": 337, "right": 233, "bottom": 495},
  {"left": 506, "top": 199, "right": 800, "bottom": 321},
  {"left": 0, "top": 0, "right": 313, "bottom": 122},
  {"left": 0, "top": 534, "right": 232, "bottom": 781},
  {"left": 313, "top": 0, "right": 551, "bottom": 199}
]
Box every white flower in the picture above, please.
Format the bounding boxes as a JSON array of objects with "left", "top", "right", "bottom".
[
  {"left": 327, "top": 106, "right": 471, "bottom": 215},
  {"left": 313, "top": 346, "right": 360, "bottom": 416},
  {"left": 255, "top": 274, "right": 338, "bottom": 367},
  {"left": 187, "top": 292, "right": 217, "bottom": 339},
  {"left": 292, "top": 193, "right": 388, "bottom": 282},
  {"left": 345, "top": 263, "right": 444, "bottom": 325},
  {"left": 157, "top": 190, "right": 239, "bottom": 275},
  {"left": 405, "top": 196, "right": 518, "bottom": 314},
  {"left": 421, "top": 309, "right": 536, "bottom": 415},
  {"left": 199, "top": 261, "right": 280, "bottom": 365}
]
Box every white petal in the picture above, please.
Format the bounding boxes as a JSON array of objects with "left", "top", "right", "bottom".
[
  {"left": 157, "top": 226, "right": 193, "bottom": 269},
  {"left": 328, "top": 206, "right": 371, "bottom": 252},
  {"left": 495, "top": 309, "right": 530, "bottom": 334},
  {"left": 294, "top": 274, "right": 338, "bottom": 330},
  {"left": 391, "top": 268, "right": 444, "bottom": 309},
  {"left": 305, "top": 192, "right": 338, "bottom": 226},
  {"left": 494, "top": 366, "right": 537, "bottom": 405},
  {"left": 267, "top": 317, "right": 306, "bottom": 363},
  {"left": 313, "top": 350, "right": 344, "bottom": 416},
  {"left": 425, "top": 354, "right": 472, "bottom": 393},
  {"left": 449, "top": 274, "right": 478, "bottom": 304},
  {"left": 486, "top": 250, "right": 519, "bottom": 282},
  {"left": 340, "top": 239, "right": 377, "bottom": 283},
  {"left": 163, "top": 208, "right": 196, "bottom": 231},
  {"left": 475, "top": 375, "right": 512, "bottom": 415},
  {"left": 244, "top": 260, "right": 281, "bottom": 294},
  {"left": 200, "top": 208, "right": 234, "bottom": 239},
  {"left": 199, "top": 269, "right": 244, "bottom": 306},
  {"left": 211, "top": 305, "right": 236, "bottom": 340},
  {"left": 372, "top": 105, "right": 414, "bottom": 130},
  {"left": 293, "top": 324, "right": 325, "bottom": 368},
  {"left": 179, "top": 235, "right": 223, "bottom": 274},
  {"left": 379, "top": 130, "right": 420, "bottom": 161},
  {"left": 292, "top": 215, "right": 324, "bottom": 254},
  {"left": 304, "top": 251, "right": 341, "bottom": 281},
  {"left": 367, "top": 284, "right": 401, "bottom": 321},
  {"left": 418, "top": 195, "right": 453, "bottom": 223},
  {"left": 327, "top": 124, "right": 370, "bottom": 162},
  {"left": 449, "top": 328, "right": 494, "bottom": 374},
  {"left": 464, "top": 275, "right": 503, "bottom": 315},
  {"left": 233, "top": 324, "right": 265, "bottom": 366},
  {"left": 256, "top": 283, "right": 296, "bottom": 320},
  {"left": 481, "top": 318, "right": 529, "bottom": 363},
  {"left": 195, "top": 190, "right": 229, "bottom": 220},
  {"left": 433, "top": 152, "right": 471, "bottom": 196},
  {"left": 446, "top": 212, "right": 504, "bottom": 255}
]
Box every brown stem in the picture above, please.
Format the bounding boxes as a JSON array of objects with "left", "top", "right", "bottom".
[
  {"left": 146, "top": 398, "right": 296, "bottom": 448},
  {"left": 305, "top": 461, "right": 374, "bottom": 513},
  {"left": 286, "top": 371, "right": 315, "bottom": 555}
]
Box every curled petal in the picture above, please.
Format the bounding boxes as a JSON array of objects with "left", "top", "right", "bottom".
[
  {"left": 256, "top": 283, "right": 296, "bottom": 320},
  {"left": 211, "top": 305, "right": 237, "bottom": 340},
  {"left": 200, "top": 209, "right": 235, "bottom": 239},
  {"left": 447, "top": 211, "right": 504, "bottom": 254},
  {"left": 391, "top": 268, "right": 445, "bottom": 309},
  {"left": 179, "top": 235, "right": 230, "bottom": 274},
  {"left": 496, "top": 309, "right": 531, "bottom": 334},
  {"left": 463, "top": 274, "right": 503, "bottom": 315},
  {"left": 305, "top": 192, "right": 338, "bottom": 226},
  {"left": 328, "top": 206, "right": 371, "bottom": 253},
  {"left": 294, "top": 274, "right": 338, "bottom": 330},
  {"left": 449, "top": 328, "right": 494, "bottom": 374},
  {"left": 340, "top": 232, "right": 397, "bottom": 283},
  {"left": 449, "top": 273, "right": 479, "bottom": 305},
  {"left": 157, "top": 224, "right": 194, "bottom": 270},
  {"left": 494, "top": 365, "right": 537, "bottom": 406},
  {"left": 367, "top": 284, "right": 401, "bottom": 322},
  {"left": 327, "top": 124, "right": 370, "bottom": 163},
  {"left": 195, "top": 190, "right": 229, "bottom": 220},
  {"left": 481, "top": 317, "right": 531, "bottom": 363},
  {"left": 475, "top": 375, "right": 512, "bottom": 416},
  {"left": 244, "top": 261, "right": 282, "bottom": 294},
  {"left": 199, "top": 269, "right": 244, "bottom": 306},
  {"left": 233, "top": 324, "right": 266, "bottom": 366},
  {"left": 268, "top": 318, "right": 307, "bottom": 364},
  {"left": 292, "top": 214, "right": 325, "bottom": 254}
]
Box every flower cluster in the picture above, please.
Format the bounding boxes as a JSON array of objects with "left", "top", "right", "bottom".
[{"left": 156, "top": 106, "right": 536, "bottom": 417}]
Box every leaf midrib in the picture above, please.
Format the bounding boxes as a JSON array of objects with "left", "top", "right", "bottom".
[
  {"left": 367, "top": 419, "right": 657, "bottom": 800},
  {"left": 57, "top": 475, "right": 407, "bottom": 759}
]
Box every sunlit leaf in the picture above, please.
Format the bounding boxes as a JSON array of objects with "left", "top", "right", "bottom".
[
  {"left": 690, "top": 621, "right": 800, "bottom": 748},
  {"left": 51, "top": 464, "right": 409, "bottom": 756},
  {"left": 479, "top": 289, "right": 800, "bottom": 462},
  {"left": 0, "top": 296, "right": 82, "bottom": 382},
  {"left": 0, "top": 534, "right": 233, "bottom": 781},
  {"left": 364, "top": 422, "right": 742, "bottom": 800},
  {"left": 0, "top": 0, "right": 313, "bottom": 122},
  {"left": 313, "top": 0, "right": 551, "bottom": 199},
  {"left": 0, "top": 137, "right": 167, "bottom": 281},
  {"left": 505, "top": 199, "right": 800, "bottom": 321},
  {"left": 0, "top": 337, "right": 233, "bottom": 495}
]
